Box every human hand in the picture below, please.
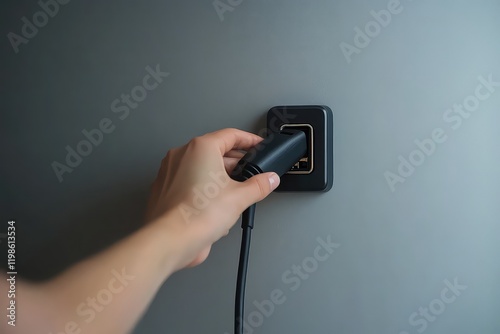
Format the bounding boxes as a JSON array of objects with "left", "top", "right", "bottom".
[{"left": 146, "top": 128, "right": 280, "bottom": 270}]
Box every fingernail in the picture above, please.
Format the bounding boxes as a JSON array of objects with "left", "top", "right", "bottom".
[{"left": 269, "top": 173, "right": 280, "bottom": 191}]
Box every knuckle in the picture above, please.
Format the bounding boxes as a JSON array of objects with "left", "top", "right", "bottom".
[
  {"left": 163, "top": 149, "right": 175, "bottom": 164},
  {"left": 219, "top": 128, "right": 239, "bottom": 139},
  {"left": 190, "top": 136, "right": 203, "bottom": 145},
  {"left": 189, "top": 136, "right": 208, "bottom": 149}
]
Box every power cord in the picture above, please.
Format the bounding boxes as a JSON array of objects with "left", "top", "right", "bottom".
[
  {"left": 235, "top": 204, "right": 255, "bottom": 334},
  {"left": 230, "top": 129, "right": 307, "bottom": 334}
]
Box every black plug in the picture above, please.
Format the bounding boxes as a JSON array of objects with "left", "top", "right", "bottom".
[{"left": 230, "top": 129, "right": 307, "bottom": 182}]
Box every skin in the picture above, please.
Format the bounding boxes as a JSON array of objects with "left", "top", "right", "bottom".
[{"left": 1, "top": 128, "right": 280, "bottom": 334}]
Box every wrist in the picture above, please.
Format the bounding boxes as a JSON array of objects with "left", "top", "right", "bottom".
[{"left": 149, "top": 208, "right": 203, "bottom": 273}]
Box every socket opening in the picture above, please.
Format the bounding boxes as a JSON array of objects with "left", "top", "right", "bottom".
[{"left": 280, "top": 124, "right": 313, "bottom": 174}]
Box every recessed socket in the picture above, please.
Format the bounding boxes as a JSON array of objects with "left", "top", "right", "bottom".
[{"left": 280, "top": 124, "right": 313, "bottom": 174}]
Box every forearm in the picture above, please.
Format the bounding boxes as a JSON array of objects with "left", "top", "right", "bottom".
[
  {"left": 1, "top": 128, "right": 275, "bottom": 334},
  {"left": 9, "top": 215, "right": 183, "bottom": 334}
]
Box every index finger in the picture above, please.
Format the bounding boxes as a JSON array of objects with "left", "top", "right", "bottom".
[{"left": 204, "top": 128, "right": 264, "bottom": 155}]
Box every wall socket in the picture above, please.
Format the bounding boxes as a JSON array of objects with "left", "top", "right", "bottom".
[{"left": 267, "top": 105, "right": 333, "bottom": 192}]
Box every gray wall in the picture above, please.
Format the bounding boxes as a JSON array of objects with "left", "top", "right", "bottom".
[{"left": 2, "top": 0, "right": 499, "bottom": 333}]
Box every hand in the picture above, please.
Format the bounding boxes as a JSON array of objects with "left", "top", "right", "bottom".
[{"left": 146, "top": 128, "right": 280, "bottom": 270}]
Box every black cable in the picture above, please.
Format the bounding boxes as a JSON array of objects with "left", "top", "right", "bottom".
[
  {"left": 235, "top": 203, "right": 255, "bottom": 334},
  {"left": 230, "top": 129, "right": 307, "bottom": 333}
]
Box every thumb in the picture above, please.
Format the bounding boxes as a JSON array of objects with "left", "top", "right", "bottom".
[{"left": 235, "top": 172, "right": 280, "bottom": 207}]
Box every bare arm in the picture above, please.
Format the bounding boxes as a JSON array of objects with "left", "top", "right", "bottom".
[{"left": 1, "top": 128, "right": 279, "bottom": 334}]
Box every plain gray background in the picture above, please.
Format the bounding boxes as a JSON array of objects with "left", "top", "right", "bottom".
[{"left": 1, "top": 0, "right": 499, "bottom": 333}]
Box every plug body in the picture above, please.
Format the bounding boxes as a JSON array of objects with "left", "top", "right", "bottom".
[{"left": 230, "top": 130, "right": 307, "bottom": 182}]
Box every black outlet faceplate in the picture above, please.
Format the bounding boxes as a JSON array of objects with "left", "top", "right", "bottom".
[{"left": 267, "top": 105, "right": 333, "bottom": 192}]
